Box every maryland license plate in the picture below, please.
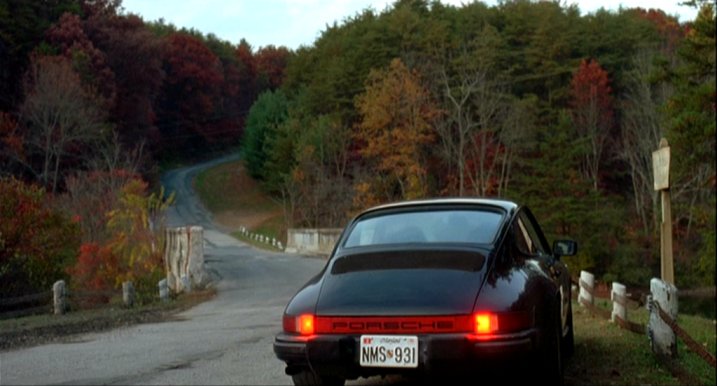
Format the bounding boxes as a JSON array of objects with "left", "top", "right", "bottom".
[{"left": 359, "top": 335, "right": 418, "bottom": 368}]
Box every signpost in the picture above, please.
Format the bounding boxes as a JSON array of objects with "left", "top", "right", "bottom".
[{"left": 652, "top": 138, "right": 673, "bottom": 284}]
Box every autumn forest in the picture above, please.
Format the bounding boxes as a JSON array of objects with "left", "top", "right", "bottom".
[{"left": 1, "top": 0, "right": 714, "bottom": 301}]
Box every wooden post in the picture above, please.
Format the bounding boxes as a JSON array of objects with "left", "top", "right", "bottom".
[
  {"left": 653, "top": 138, "right": 674, "bottom": 284},
  {"left": 611, "top": 282, "right": 627, "bottom": 323},
  {"left": 648, "top": 278, "right": 678, "bottom": 358},
  {"left": 578, "top": 271, "right": 594, "bottom": 307},
  {"left": 660, "top": 191, "right": 674, "bottom": 284},
  {"left": 53, "top": 280, "right": 66, "bottom": 315}
]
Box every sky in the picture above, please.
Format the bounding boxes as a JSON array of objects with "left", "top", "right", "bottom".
[{"left": 120, "top": 0, "right": 700, "bottom": 50}]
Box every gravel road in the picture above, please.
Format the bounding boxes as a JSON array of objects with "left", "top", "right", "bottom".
[{"left": 0, "top": 156, "right": 328, "bottom": 385}]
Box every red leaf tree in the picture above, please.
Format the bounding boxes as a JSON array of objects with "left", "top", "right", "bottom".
[
  {"left": 255, "top": 45, "right": 291, "bottom": 92},
  {"left": 158, "top": 33, "right": 224, "bottom": 151},
  {"left": 83, "top": 11, "right": 166, "bottom": 148},
  {"left": 0, "top": 178, "right": 80, "bottom": 297},
  {"left": 569, "top": 58, "right": 614, "bottom": 192},
  {"left": 45, "top": 12, "right": 116, "bottom": 106},
  {"left": 235, "top": 39, "right": 258, "bottom": 130}
]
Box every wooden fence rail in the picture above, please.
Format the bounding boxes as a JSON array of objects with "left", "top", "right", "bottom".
[
  {"left": 577, "top": 270, "right": 715, "bottom": 373},
  {"left": 679, "top": 287, "right": 717, "bottom": 298},
  {"left": 653, "top": 300, "right": 717, "bottom": 368},
  {"left": 0, "top": 305, "right": 52, "bottom": 319},
  {"left": 0, "top": 291, "right": 52, "bottom": 307},
  {"left": 0, "top": 291, "right": 53, "bottom": 319},
  {"left": 0, "top": 280, "right": 148, "bottom": 319}
]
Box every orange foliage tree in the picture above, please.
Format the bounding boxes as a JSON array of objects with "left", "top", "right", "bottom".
[{"left": 354, "top": 58, "right": 438, "bottom": 208}]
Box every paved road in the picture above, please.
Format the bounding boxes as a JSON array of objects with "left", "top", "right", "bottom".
[{"left": 0, "top": 156, "right": 328, "bottom": 385}]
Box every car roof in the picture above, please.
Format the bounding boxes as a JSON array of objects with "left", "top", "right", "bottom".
[{"left": 357, "top": 197, "right": 519, "bottom": 218}]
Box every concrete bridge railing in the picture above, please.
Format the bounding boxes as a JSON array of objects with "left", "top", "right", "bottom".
[{"left": 285, "top": 228, "right": 342, "bottom": 257}]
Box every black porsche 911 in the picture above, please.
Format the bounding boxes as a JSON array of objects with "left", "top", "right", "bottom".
[{"left": 274, "top": 198, "right": 577, "bottom": 385}]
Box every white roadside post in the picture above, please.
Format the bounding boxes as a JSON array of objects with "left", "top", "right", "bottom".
[
  {"left": 158, "top": 279, "right": 169, "bottom": 302},
  {"left": 188, "top": 226, "right": 207, "bottom": 289},
  {"left": 53, "top": 280, "right": 66, "bottom": 315},
  {"left": 648, "top": 278, "right": 678, "bottom": 357},
  {"left": 578, "top": 270, "right": 594, "bottom": 307},
  {"left": 180, "top": 275, "right": 192, "bottom": 293},
  {"left": 611, "top": 282, "right": 627, "bottom": 323},
  {"left": 122, "top": 281, "right": 135, "bottom": 307}
]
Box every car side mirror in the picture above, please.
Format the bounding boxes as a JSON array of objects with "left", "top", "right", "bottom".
[{"left": 553, "top": 240, "right": 577, "bottom": 259}]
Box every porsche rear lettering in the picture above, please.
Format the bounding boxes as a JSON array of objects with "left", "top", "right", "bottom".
[{"left": 331, "top": 321, "right": 453, "bottom": 331}]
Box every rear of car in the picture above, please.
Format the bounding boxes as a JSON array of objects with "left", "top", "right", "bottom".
[{"left": 274, "top": 199, "right": 570, "bottom": 385}]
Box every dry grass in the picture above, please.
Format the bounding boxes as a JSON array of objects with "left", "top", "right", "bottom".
[{"left": 194, "top": 159, "right": 287, "bottom": 243}]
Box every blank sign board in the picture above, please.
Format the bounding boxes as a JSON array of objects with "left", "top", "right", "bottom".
[{"left": 652, "top": 146, "right": 670, "bottom": 191}]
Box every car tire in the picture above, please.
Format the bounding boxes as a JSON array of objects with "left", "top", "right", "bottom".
[
  {"left": 539, "top": 309, "right": 564, "bottom": 386},
  {"left": 291, "top": 370, "right": 345, "bottom": 386},
  {"left": 562, "top": 300, "right": 575, "bottom": 359}
]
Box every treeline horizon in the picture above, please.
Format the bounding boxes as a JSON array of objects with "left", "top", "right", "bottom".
[
  {"left": 241, "top": 0, "right": 715, "bottom": 288},
  {"left": 0, "top": 0, "right": 291, "bottom": 298},
  {"left": 0, "top": 0, "right": 714, "bottom": 298},
  {"left": 1, "top": 0, "right": 291, "bottom": 189}
]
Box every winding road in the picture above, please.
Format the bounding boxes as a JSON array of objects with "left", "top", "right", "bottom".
[{"left": 0, "top": 156, "right": 326, "bottom": 385}]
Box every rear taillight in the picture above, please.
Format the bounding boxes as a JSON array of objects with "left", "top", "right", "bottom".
[
  {"left": 283, "top": 314, "right": 315, "bottom": 336},
  {"left": 298, "top": 314, "right": 314, "bottom": 335},
  {"left": 474, "top": 313, "right": 499, "bottom": 334}
]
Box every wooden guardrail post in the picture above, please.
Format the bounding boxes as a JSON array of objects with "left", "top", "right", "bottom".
[
  {"left": 648, "top": 278, "right": 678, "bottom": 358},
  {"left": 611, "top": 282, "right": 627, "bottom": 323},
  {"left": 579, "top": 270, "right": 594, "bottom": 307},
  {"left": 53, "top": 280, "right": 66, "bottom": 315},
  {"left": 122, "top": 281, "right": 135, "bottom": 307},
  {"left": 653, "top": 139, "right": 674, "bottom": 284}
]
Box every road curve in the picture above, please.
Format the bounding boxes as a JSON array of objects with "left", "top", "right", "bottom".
[{"left": 0, "top": 155, "right": 326, "bottom": 385}]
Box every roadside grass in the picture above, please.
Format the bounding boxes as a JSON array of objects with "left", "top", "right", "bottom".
[
  {"left": 567, "top": 299, "right": 716, "bottom": 385},
  {"left": 194, "top": 159, "right": 286, "bottom": 247},
  {"left": 232, "top": 212, "right": 285, "bottom": 251},
  {"left": 0, "top": 288, "right": 216, "bottom": 351},
  {"left": 233, "top": 232, "right": 284, "bottom": 251},
  {"left": 194, "top": 159, "right": 278, "bottom": 214}
]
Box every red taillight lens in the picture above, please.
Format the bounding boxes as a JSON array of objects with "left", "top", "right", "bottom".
[
  {"left": 474, "top": 313, "right": 499, "bottom": 334},
  {"left": 282, "top": 314, "right": 295, "bottom": 333},
  {"left": 297, "top": 314, "right": 315, "bottom": 335},
  {"left": 282, "top": 314, "right": 315, "bottom": 335}
]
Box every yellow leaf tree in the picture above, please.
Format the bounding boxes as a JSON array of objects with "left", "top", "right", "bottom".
[
  {"left": 105, "top": 179, "right": 173, "bottom": 298},
  {"left": 354, "top": 58, "right": 438, "bottom": 207}
]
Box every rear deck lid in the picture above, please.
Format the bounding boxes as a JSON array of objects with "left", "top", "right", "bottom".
[{"left": 316, "top": 247, "right": 489, "bottom": 316}]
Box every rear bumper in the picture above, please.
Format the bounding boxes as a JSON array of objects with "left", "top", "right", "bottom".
[{"left": 274, "top": 329, "right": 537, "bottom": 378}]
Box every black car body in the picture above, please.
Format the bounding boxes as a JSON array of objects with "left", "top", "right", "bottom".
[{"left": 274, "top": 198, "right": 577, "bottom": 385}]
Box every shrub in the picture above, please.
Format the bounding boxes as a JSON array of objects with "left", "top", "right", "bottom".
[
  {"left": 0, "top": 178, "right": 80, "bottom": 297},
  {"left": 66, "top": 177, "right": 172, "bottom": 305}
]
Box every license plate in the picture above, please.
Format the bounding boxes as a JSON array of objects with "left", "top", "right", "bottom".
[{"left": 359, "top": 335, "right": 418, "bottom": 368}]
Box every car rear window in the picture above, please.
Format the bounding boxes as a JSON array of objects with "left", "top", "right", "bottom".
[{"left": 343, "top": 209, "right": 504, "bottom": 248}]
